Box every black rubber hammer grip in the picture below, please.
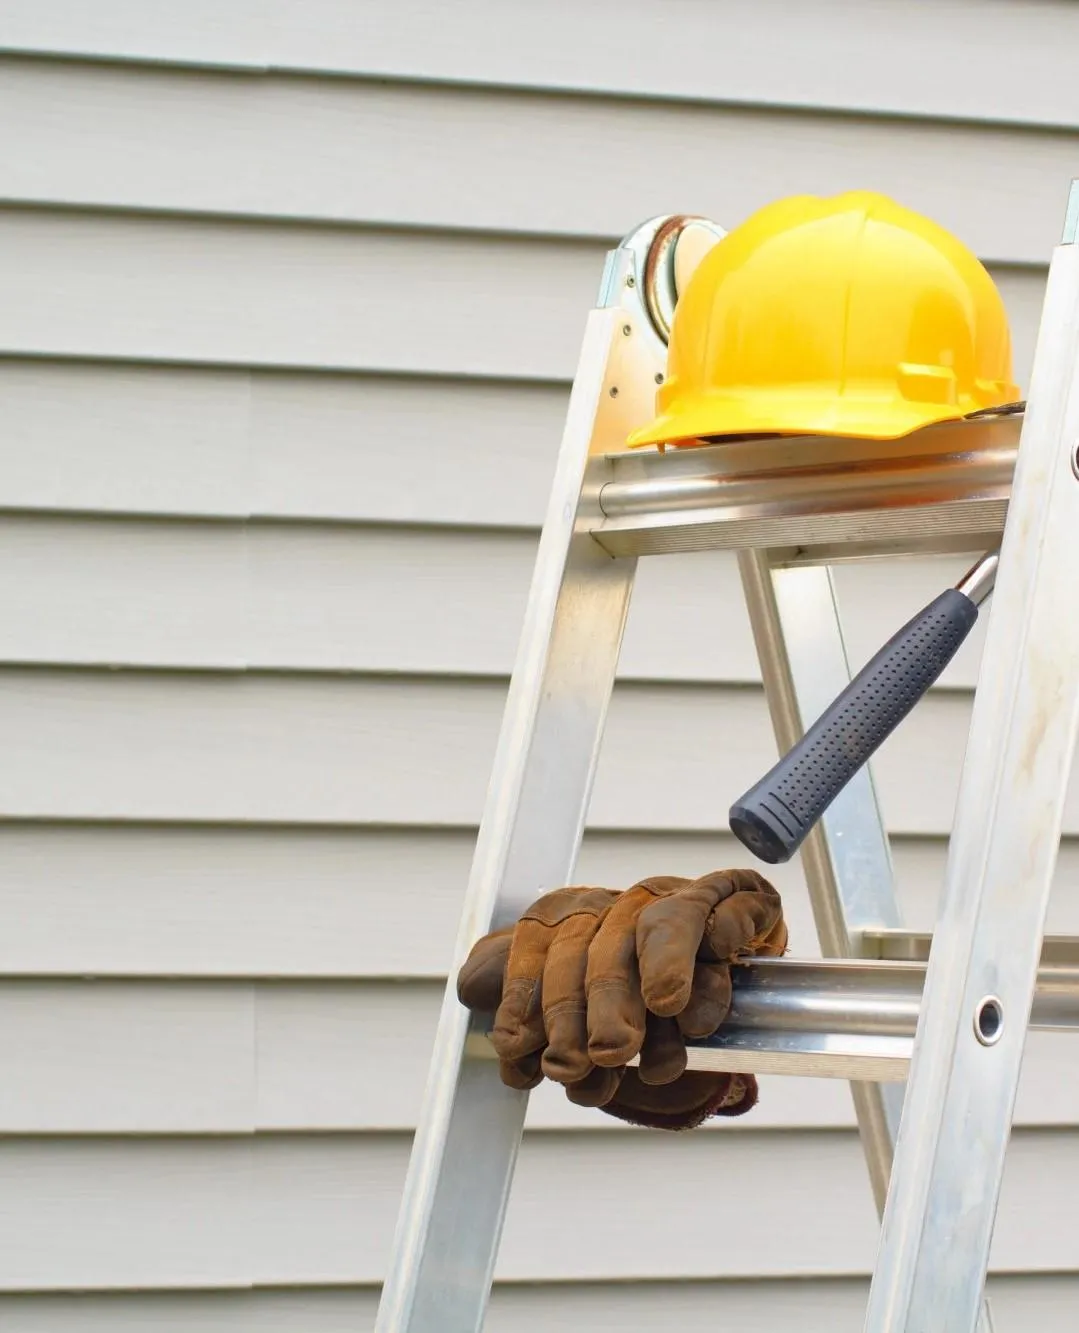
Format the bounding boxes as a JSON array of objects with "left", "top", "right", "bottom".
[{"left": 729, "top": 587, "right": 982, "bottom": 865}]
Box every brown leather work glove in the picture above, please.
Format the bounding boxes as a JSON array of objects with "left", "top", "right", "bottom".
[{"left": 457, "top": 869, "right": 786, "bottom": 1131}]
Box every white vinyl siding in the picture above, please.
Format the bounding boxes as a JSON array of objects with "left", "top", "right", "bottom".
[{"left": 0, "top": 5, "right": 1075, "bottom": 1329}]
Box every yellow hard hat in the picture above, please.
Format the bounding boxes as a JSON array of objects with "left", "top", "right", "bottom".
[{"left": 627, "top": 191, "right": 1021, "bottom": 449}]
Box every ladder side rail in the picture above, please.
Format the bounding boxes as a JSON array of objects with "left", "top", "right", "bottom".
[
  {"left": 864, "top": 187, "right": 1079, "bottom": 1333},
  {"left": 737, "top": 551, "right": 996, "bottom": 1332},
  {"left": 375, "top": 306, "right": 638, "bottom": 1333}
]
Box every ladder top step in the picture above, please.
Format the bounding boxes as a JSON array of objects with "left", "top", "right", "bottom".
[{"left": 589, "top": 412, "right": 1020, "bottom": 563}]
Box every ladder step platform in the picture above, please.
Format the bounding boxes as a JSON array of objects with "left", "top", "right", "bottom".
[{"left": 589, "top": 412, "right": 1018, "bottom": 562}]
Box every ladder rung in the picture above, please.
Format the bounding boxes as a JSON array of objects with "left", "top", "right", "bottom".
[
  {"left": 589, "top": 414, "right": 1018, "bottom": 561},
  {"left": 465, "top": 950, "right": 1079, "bottom": 1085}
]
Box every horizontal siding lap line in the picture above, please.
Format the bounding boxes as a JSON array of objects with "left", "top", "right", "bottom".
[
  {"left": 0, "top": 350, "right": 571, "bottom": 390},
  {"left": 0, "top": 1277, "right": 875, "bottom": 1298},
  {"left": 0, "top": 815, "right": 975, "bottom": 835},
  {"left": 0, "top": 661, "right": 940, "bottom": 687},
  {"left": 1, "top": 974, "right": 437, "bottom": 986},
  {"left": 6, "top": 1280, "right": 1079, "bottom": 1333},
  {"left": 0, "top": 664, "right": 978, "bottom": 695},
  {"left": 0, "top": 509, "right": 535, "bottom": 540},
  {"left": 0, "top": 58, "right": 1041, "bottom": 135},
  {"left": 20, "top": 1271, "right": 873, "bottom": 1289},
  {"left": 2, "top": 813, "right": 843, "bottom": 833},
  {"left": 0, "top": 345, "right": 573, "bottom": 387},
  {"left": 0, "top": 506, "right": 561, "bottom": 533},
  {"left": 2, "top": 971, "right": 1064, "bottom": 992},
  {"left": 0, "top": 817, "right": 1013, "bottom": 851},
  {"left": 0, "top": 46, "right": 270, "bottom": 75},
  {"left": 0, "top": 503, "right": 246, "bottom": 527},
  {"left": 0, "top": 192, "right": 642, "bottom": 251},
  {"left": 0, "top": 204, "right": 1051, "bottom": 275},
  {"left": 2, "top": 51, "right": 1066, "bottom": 127},
  {"left": 2, "top": 8, "right": 1078, "bottom": 134},
  {"left": 0, "top": 1124, "right": 1067, "bottom": 1155},
  {"left": 0, "top": 815, "right": 828, "bottom": 836},
  {"left": 0, "top": 1127, "right": 875, "bottom": 1142},
  {"left": 0, "top": 658, "right": 251, "bottom": 675},
  {"left": 3, "top": 815, "right": 930, "bottom": 837},
  {"left": 0, "top": 656, "right": 980, "bottom": 692},
  {"left": 0, "top": 172, "right": 1067, "bottom": 278}
]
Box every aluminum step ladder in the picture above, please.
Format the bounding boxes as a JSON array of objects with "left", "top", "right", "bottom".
[{"left": 375, "top": 180, "right": 1079, "bottom": 1333}]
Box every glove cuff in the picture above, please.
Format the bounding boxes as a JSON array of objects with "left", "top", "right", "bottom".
[{"left": 598, "top": 1070, "right": 759, "bottom": 1131}]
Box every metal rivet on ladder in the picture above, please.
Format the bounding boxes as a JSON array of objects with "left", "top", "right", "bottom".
[
  {"left": 974, "top": 996, "right": 1004, "bottom": 1046},
  {"left": 622, "top": 323, "right": 632, "bottom": 336}
]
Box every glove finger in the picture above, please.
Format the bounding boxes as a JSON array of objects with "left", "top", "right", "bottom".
[
  {"left": 635, "top": 870, "right": 742, "bottom": 1017},
  {"left": 498, "top": 1052, "right": 543, "bottom": 1092},
  {"left": 564, "top": 1064, "right": 624, "bottom": 1108},
  {"left": 586, "top": 883, "right": 666, "bottom": 1068},
  {"left": 540, "top": 909, "right": 605, "bottom": 1085},
  {"left": 754, "top": 914, "right": 789, "bottom": 958},
  {"left": 637, "top": 1012, "right": 687, "bottom": 1086},
  {"left": 491, "top": 886, "right": 618, "bottom": 1066},
  {"left": 702, "top": 869, "right": 785, "bottom": 960},
  {"left": 711, "top": 1072, "right": 759, "bottom": 1117},
  {"left": 490, "top": 915, "right": 555, "bottom": 1063},
  {"left": 457, "top": 928, "right": 513, "bottom": 1013},
  {"left": 457, "top": 929, "right": 550, "bottom": 1091},
  {"left": 676, "top": 961, "right": 733, "bottom": 1039}
]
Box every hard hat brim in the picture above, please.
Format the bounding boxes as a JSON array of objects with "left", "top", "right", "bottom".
[{"left": 625, "top": 389, "right": 1016, "bottom": 450}]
